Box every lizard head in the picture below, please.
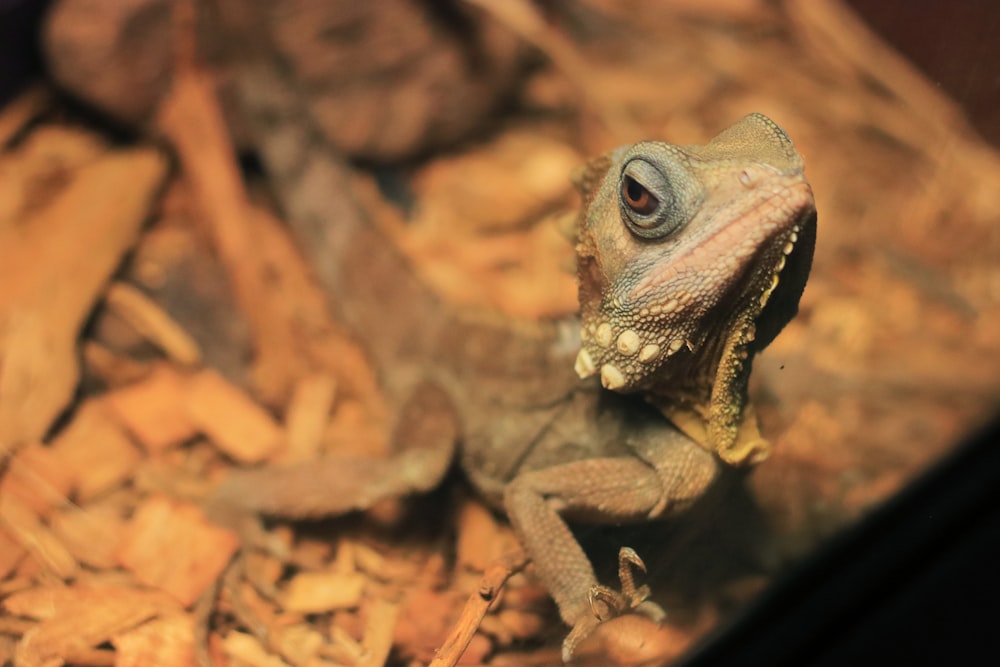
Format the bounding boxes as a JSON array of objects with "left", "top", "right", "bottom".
[{"left": 573, "top": 113, "right": 816, "bottom": 464}]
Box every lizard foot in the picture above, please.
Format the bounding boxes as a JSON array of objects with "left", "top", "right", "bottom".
[
  {"left": 590, "top": 547, "right": 666, "bottom": 622},
  {"left": 562, "top": 547, "right": 666, "bottom": 662}
]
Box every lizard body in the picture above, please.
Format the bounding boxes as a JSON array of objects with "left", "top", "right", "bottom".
[{"left": 211, "top": 14, "right": 817, "bottom": 658}]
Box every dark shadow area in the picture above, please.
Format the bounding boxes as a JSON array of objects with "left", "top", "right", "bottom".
[
  {"left": 848, "top": 0, "right": 1000, "bottom": 147},
  {"left": 680, "top": 413, "right": 1000, "bottom": 666}
]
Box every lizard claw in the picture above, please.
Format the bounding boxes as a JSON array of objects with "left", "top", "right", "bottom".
[
  {"left": 588, "top": 547, "right": 658, "bottom": 617},
  {"left": 618, "top": 547, "right": 652, "bottom": 607},
  {"left": 588, "top": 584, "right": 624, "bottom": 620},
  {"left": 563, "top": 547, "right": 667, "bottom": 662}
]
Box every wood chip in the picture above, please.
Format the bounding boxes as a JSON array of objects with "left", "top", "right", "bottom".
[
  {"left": 0, "top": 636, "right": 15, "bottom": 667},
  {"left": 280, "top": 373, "right": 337, "bottom": 463},
  {"left": 3, "top": 584, "right": 177, "bottom": 620},
  {"left": 282, "top": 571, "right": 367, "bottom": 614},
  {"left": 227, "top": 580, "right": 281, "bottom": 638},
  {"left": 112, "top": 614, "right": 196, "bottom": 667},
  {"left": 115, "top": 495, "right": 239, "bottom": 607},
  {"left": 351, "top": 541, "right": 422, "bottom": 583},
  {"left": 0, "top": 443, "right": 73, "bottom": 516},
  {"left": 49, "top": 399, "right": 141, "bottom": 502},
  {"left": 0, "top": 144, "right": 168, "bottom": 448},
  {"left": 104, "top": 281, "right": 203, "bottom": 366},
  {"left": 0, "top": 526, "right": 26, "bottom": 580},
  {"left": 49, "top": 506, "right": 126, "bottom": 570},
  {"left": 5, "top": 585, "right": 177, "bottom": 667},
  {"left": 456, "top": 498, "right": 519, "bottom": 573},
  {"left": 494, "top": 608, "right": 546, "bottom": 640},
  {"left": 270, "top": 623, "right": 324, "bottom": 666},
  {"left": 222, "top": 631, "right": 292, "bottom": 667},
  {"left": 395, "top": 589, "right": 468, "bottom": 664},
  {"left": 105, "top": 363, "right": 198, "bottom": 452},
  {"left": 185, "top": 369, "right": 283, "bottom": 462},
  {"left": 0, "top": 494, "right": 77, "bottom": 581},
  {"left": 357, "top": 598, "right": 400, "bottom": 667}
]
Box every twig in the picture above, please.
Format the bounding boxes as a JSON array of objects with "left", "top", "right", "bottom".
[{"left": 429, "top": 550, "right": 528, "bottom": 667}]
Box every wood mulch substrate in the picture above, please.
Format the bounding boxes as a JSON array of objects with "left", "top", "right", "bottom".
[{"left": 1, "top": 1, "right": 999, "bottom": 665}]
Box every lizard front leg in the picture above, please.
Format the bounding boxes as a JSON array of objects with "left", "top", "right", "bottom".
[{"left": 502, "top": 434, "right": 719, "bottom": 660}]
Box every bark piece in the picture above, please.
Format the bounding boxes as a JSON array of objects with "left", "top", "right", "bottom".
[{"left": 0, "top": 141, "right": 167, "bottom": 449}]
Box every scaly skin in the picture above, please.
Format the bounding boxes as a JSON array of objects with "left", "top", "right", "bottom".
[
  {"left": 575, "top": 114, "right": 816, "bottom": 465},
  {"left": 210, "top": 14, "right": 817, "bottom": 658}
]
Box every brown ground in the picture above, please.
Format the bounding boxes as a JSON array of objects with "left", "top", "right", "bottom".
[{"left": 0, "top": 1, "right": 998, "bottom": 666}]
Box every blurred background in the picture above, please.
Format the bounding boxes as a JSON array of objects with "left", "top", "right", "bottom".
[{"left": 0, "top": 1, "right": 997, "bottom": 665}]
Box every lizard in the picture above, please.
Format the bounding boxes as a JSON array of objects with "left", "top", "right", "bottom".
[{"left": 207, "top": 12, "right": 817, "bottom": 659}]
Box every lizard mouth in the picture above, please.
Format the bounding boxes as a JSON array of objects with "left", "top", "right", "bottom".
[{"left": 575, "top": 175, "right": 815, "bottom": 393}]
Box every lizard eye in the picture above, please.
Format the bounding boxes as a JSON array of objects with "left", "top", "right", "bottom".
[
  {"left": 618, "top": 158, "right": 685, "bottom": 239},
  {"left": 622, "top": 176, "right": 659, "bottom": 215}
]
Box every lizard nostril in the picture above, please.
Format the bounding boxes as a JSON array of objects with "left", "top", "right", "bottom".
[{"left": 739, "top": 170, "right": 754, "bottom": 187}]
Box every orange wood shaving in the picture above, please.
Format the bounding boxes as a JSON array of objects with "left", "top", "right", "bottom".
[
  {"left": 104, "top": 364, "right": 198, "bottom": 452},
  {"left": 50, "top": 399, "right": 141, "bottom": 502},
  {"left": 115, "top": 495, "right": 239, "bottom": 607},
  {"left": 184, "top": 369, "right": 284, "bottom": 463}
]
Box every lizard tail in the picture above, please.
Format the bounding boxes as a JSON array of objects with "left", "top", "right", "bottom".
[
  {"left": 214, "top": 1, "right": 448, "bottom": 388},
  {"left": 209, "top": 381, "right": 459, "bottom": 518}
]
